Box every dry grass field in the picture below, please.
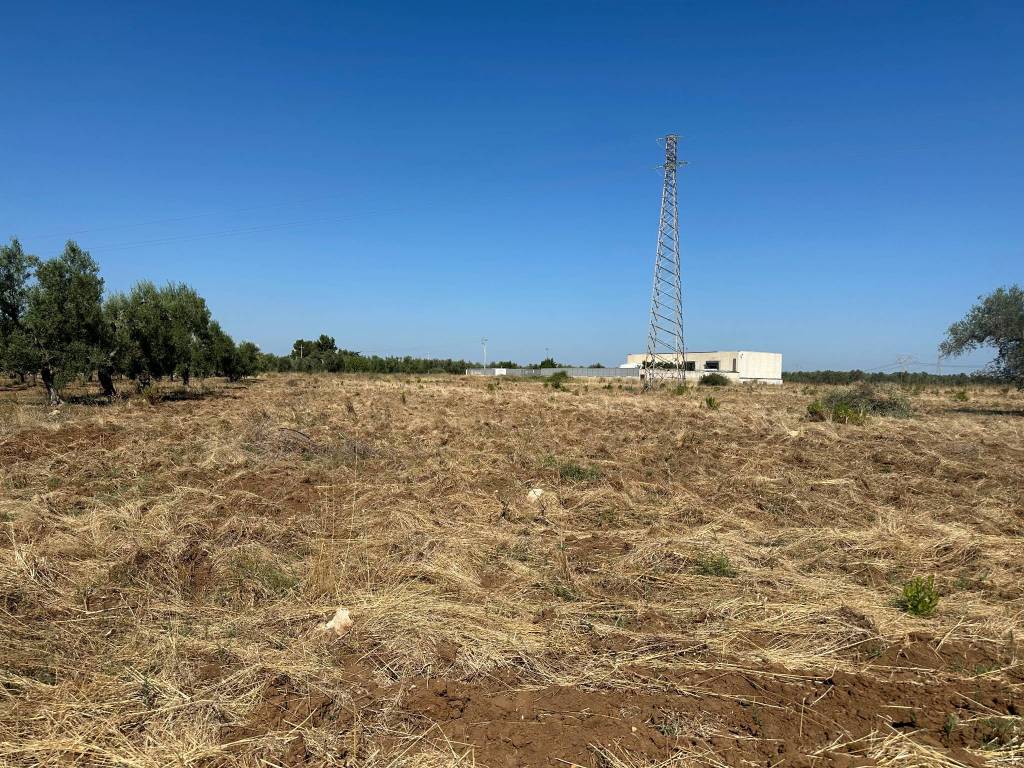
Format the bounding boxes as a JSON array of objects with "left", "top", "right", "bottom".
[{"left": 1, "top": 374, "right": 1022, "bottom": 768}]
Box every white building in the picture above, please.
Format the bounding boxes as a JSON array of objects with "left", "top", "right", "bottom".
[{"left": 623, "top": 351, "right": 783, "bottom": 385}]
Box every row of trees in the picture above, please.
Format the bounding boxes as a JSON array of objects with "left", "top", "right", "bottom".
[
  {"left": 263, "top": 334, "right": 474, "bottom": 374},
  {"left": 0, "top": 238, "right": 260, "bottom": 403},
  {"left": 782, "top": 370, "right": 998, "bottom": 386}
]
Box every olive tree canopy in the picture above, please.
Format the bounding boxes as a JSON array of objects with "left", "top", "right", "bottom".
[{"left": 940, "top": 285, "right": 1024, "bottom": 388}]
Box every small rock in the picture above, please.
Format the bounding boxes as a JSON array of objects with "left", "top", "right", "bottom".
[
  {"left": 320, "top": 606, "right": 353, "bottom": 638},
  {"left": 527, "top": 488, "right": 545, "bottom": 502}
]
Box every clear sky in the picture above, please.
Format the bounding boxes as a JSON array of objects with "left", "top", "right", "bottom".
[{"left": 3, "top": 2, "right": 1021, "bottom": 370}]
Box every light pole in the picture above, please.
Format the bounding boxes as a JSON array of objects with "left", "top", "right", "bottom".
[{"left": 481, "top": 337, "right": 488, "bottom": 367}]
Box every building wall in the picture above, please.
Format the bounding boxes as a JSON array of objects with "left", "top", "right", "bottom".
[
  {"left": 624, "top": 351, "right": 783, "bottom": 384},
  {"left": 736, "top": 351, "right": 783, "bottom": 382}
]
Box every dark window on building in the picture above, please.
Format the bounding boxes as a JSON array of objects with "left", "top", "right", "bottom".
[
  {"left": 704, "top": 360, "right": 720, "bottom": 370},
  {"left": 684, "top": 361, "right": 696, "bottom": 371},
  {"left": 732, "top": 358, "right": 737, "bottom": 371}
]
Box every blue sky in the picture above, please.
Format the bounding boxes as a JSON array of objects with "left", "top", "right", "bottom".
[{"left": 2, "top": 2, "right": 1021, "bottom": 370}]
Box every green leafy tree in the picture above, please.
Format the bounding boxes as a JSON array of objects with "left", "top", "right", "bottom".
[
  {"left": 291, "top": 338, "right": 318, "bottom": 359},
  {"left": 105, "top": 281, "right": 172, "bottom": 389},
  {"left": 161, "top": 283, "right": 211, "bottom": 385},
  {"left": 199, "top": 321, "right": 238, "bottom": 379},
  {"left": 106, "top": 281, "right": 211, "bottom": 389},
  {"left": 235, "top": 341, "right": 261, "bottom": 378},
  {"left": 0, "top": 238, "right": 38, "bottom": 382},
  {"left": 941, "top": 285, "right": 1024, "bottom": 388},
  {"left": 22, "top": 241, "right": 105, "bottom": 404}
]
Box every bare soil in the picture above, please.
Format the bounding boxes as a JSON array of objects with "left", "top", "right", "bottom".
[{"left": 1, "top": 375, "right": 1021, "bottom": 766}]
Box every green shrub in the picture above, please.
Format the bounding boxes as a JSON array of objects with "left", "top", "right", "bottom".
[
  {"left": 545, "top": 371, "right": 570, "bottom": 390},
  {"left": 831, "top": 402, "right": 867, "bottom": 425},
  {"left": 807, "top": 398, "right": 867, "bottom": 424},
  {"left": 704, "top": 395, "right": 720, "bottom": 410},
  {"left": 898, "top": 575, "right": 940, "bottom": 617},
  {"left": 807, "top": 400, "right": 828, "bottom": 421},
  {"left": 820, "top": 383, "right": 912, "bottom": 420},
  {"left": 700, "top": 372, "right": 730, "bottom": 386},
  {"left": 695, "top": 550, "right": 736, "bottom": 577},
  {"left": 952, "top": 389, "right": 969, "bottom": 402},
  {"left": 671, "top": 383, "right": 689, "bottom": 396}
]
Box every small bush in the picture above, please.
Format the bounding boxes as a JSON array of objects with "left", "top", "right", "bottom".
[
  {"left": 898, "top": 575, "right": 940, "bottom": 617},
  {"left": 545, "top": 371, "right": 570, "bottom": 390},
  {"left": 807, "top": 398, "right": 866, "bottom": 424},
  {"left": 831, "top": 402, "right": 867, "bottom": 425},
  {"left": 671, "top": 383, "right": 689, "bottom": 396},
  {"left": 807, "top": 400, "right": 828, "bottom": 421},
  {"left": 695, "top": 550, "right": 736, "bottom": 577},
  {"left": 704, "top": 395, "right": 720, "bottom": 410},
  {"left": 836, "top": 382, "right": 912, "bottom": 417},
  {"left": 700, "top": 372, "right": 730, "bottom": 387},
  {"left": 810, "top": 383, "right": 912, "bottom": 424},
  {"left": 952, "top": 389, "right": 969, "bottom": 402}
]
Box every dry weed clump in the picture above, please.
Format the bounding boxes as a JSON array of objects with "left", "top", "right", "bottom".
[{"left": 0, "top": 374, "right": 1022, "bottom": 767}]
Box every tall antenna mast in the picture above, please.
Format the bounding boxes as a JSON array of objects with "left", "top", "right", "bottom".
[{"left": 642, "top": 134, "right": 686, "bottom": 390}]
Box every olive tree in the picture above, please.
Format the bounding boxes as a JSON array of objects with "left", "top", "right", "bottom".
[
  {"left": 0, "top": 238, "right": 37, "bottom": 383},
  {"left": 106, "top": 281, "right": 211, "bottom": 388},
  {"left": 941, "top": 285, "right": 1024, "bottom": 389},
  {"left": 22, "top": 242, "right": 106, "bottom": 404},
  {"left": 199, "top": 320, "right": 238, "bottom": 379}
]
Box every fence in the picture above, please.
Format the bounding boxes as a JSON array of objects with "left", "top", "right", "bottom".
[{"left": 466, "top": 367, "right": 641, "bottom": 379}]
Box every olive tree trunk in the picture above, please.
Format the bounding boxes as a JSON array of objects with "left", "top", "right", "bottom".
[
  {"left": 98, "top": 367, "right": 116, "bottom": 399},
  {"left": 40, "top": 366, "right": 61, "bottom": 405}
]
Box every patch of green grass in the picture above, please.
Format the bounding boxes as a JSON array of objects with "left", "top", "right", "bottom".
[
  {"left": 695, "top": 550, "right": 737, "bottom": 578},
  {"left": 550, "top": 582, "right": 576, "bottom": 601},
  {"left": 942, "top": 713, "right": 959, "bottom": 739},
  {"left": 223, "top": 550, "right": 297, "bottom": 600},
  {"left": 830, "top": 401, "right": 867, "bottom": 425},
  {"left": 897, "top": 575, "right": 939, "bottom": 617},
  {"left": 558, "top": 460, "right": 602, "bottom": 483},
  {"left": 952, "top": 389, "right": 969, "bottom": 402},
  {"left": 704, "top": 395, "right": 720, "bottom": 410}
]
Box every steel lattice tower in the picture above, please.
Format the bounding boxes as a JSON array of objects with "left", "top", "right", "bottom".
[{"left": 642, "top": 134, "right": 686, "bottom": 390}]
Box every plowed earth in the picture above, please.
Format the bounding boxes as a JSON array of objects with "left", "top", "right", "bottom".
[{"left": 1, "top": 375, "right": 1021, "bottom": 767}]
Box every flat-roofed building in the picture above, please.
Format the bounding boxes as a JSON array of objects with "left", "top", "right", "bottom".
[{"left": 622, "top": 351, "right": 782, "bottom": 385}]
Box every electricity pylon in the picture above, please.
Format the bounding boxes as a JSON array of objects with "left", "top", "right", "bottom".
[{"left": 642, "top": 134, "right": 686, "bottom": 390}]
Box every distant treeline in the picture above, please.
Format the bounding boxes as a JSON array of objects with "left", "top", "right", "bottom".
[
  {"left": 1, "top": 239, "right": 502, "bottom": 403},
  {"left": 261, "top": 335, "right": 474, "bottom": 375},
  {"left": 782, "top": 369, "right": 998, "bottom": 386}
]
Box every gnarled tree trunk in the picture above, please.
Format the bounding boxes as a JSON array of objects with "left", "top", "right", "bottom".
[
  {"left": 41, "top": 366, "right": 61, "bottom": 405},
  {"left": 98, "top": 366, "right": 116, "bottom": 399}
]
